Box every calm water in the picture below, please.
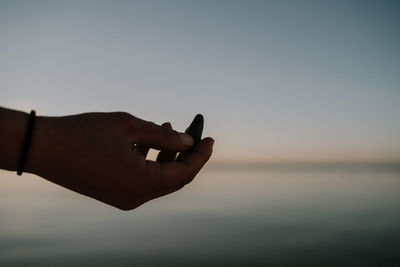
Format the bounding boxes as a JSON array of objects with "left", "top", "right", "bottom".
[{"left": 1, "top": 164, "right": 400, "bottom": 266}]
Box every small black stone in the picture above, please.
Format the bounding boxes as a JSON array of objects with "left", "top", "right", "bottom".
[{"left": 186, "top": 114, "right": 204, "bottom": 145}]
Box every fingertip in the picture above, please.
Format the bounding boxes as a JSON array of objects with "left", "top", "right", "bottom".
[
  {"left": 202, "top": 137, "right": 214, "bottom": 147},
  {"left": 179, "top": 133, "right": 194, "bottom": 147},
  {"left": 193, "top": 137, "right": 214, "bottom": 156}
]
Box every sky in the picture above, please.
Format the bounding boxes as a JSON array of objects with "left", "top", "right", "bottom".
[{"left": 0, "top": 0, "right": 399, "bottom": 163}]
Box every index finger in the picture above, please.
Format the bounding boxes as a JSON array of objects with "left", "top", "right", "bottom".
[{"left": 132, "top": 118, "right": 194, "bottom": 151}]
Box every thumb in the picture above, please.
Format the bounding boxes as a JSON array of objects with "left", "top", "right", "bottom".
[{"left": 134, "top": 120, "right": 194, "bottom": 151}]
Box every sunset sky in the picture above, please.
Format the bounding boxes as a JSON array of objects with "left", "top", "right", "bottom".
[{"left": 0, "top": 0, "right": 399, "bottom": 163}]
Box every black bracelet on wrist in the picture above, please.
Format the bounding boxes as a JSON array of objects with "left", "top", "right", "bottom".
[{"left": 17, "top": 110, "right": 36, "bottom": 175}]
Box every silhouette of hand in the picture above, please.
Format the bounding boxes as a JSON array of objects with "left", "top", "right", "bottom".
[{"left": 25, "top": 112, "right": 214, "bottom": 210}]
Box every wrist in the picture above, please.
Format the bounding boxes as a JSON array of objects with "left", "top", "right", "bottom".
[
  {"left": 0, "top": 108, "right": 29, "bottom": 171},
  {"left": 24, "top": 116, "right": 53, "bottom": 176}
]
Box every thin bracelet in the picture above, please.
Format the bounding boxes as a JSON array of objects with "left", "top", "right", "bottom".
[{"left": 17, "top": 110, "right": 36, "bottom": 175}]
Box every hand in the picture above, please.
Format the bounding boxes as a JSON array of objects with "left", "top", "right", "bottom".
[{"left": 25, "top": 112, "right": 214, "bottom": 210}]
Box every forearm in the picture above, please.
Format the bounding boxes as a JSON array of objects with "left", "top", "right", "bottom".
[
  {"left": 0, "top": 107, "right": 31, "bottom": 171},
  {"left": 0, "top": 106, "right": 85, "bottom": 188}
]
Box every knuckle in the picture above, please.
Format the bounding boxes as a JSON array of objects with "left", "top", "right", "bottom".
[
  {"left": 127, "top": 115, "right": 147, "bottom": 130},
  {"left": 114, "top": 112, "right": 133, "bottom": 121},
  {"left": 110, "top": 112, "right": 135, "bottom": 134},
  {"left": 140, "top": 121, "right": 159, "bottom": 137}
]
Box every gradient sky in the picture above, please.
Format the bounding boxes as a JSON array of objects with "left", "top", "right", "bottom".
[{"left": 0, "top": 0, "right": 399, "bottom": 163}]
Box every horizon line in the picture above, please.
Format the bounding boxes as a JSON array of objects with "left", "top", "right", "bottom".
[{"left": 208, "top": 160, "right": 400, "bottom": 167}]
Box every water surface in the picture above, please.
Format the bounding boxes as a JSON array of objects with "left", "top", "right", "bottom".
[{"left": 1, "top": 164, "right": 399, "bottom": 266}]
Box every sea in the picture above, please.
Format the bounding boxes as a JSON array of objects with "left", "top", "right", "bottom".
[{"left": 1, "top": 163, "right": 399, "bottom": 266}]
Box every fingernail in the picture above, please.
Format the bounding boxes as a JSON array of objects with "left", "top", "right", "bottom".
[{"left": 179, "top": 133, "right": 194, "bottom": 147}]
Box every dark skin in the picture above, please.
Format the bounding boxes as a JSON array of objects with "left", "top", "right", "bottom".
[{"left": 0, "top": 107, "right": 214, "bottom": 210}]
